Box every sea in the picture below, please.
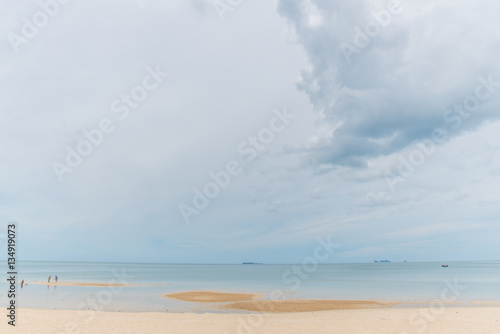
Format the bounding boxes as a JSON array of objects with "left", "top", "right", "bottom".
[{"left": 2, "top": 261, "right": 500, "bottom": 313}]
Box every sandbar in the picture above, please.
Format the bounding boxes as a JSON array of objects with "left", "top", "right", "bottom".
[
  {"left": 30, "top": 281, "right": 131, "bottom": 287},
  {"left": 163, "top": 291, "right": 260, "bottom": 302},
  {"left": 224, "top": 299, "right": 393, "bottom": 312}
]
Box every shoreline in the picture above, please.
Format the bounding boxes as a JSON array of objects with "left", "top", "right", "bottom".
[
  {"left": 2, "top": 307, "right": 500, "bottom": 333},
  {"left": 18, "top": 287, "right": 500, "bottom": 313}
]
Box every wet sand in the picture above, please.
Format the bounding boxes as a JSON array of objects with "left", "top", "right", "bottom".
[
  {"left": 163, "top": 291, "right": 260, "bottom": 302},
  {"left": 163, "top": 291, "right": 392, "bottom": 312},
  {"left": 224, "top": 299, "right": 393, "bottom": 312},
  {"left": 29, "top": 280, "right": 169, "bottom": 287}
]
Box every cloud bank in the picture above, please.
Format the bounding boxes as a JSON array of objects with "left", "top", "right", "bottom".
[{"left": 278, "top": 0, "right": 500, "bottom": 168}]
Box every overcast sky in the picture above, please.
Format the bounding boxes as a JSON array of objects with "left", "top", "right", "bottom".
[{"left": 1, "top": 0, "right": 499, "bottom": 263}]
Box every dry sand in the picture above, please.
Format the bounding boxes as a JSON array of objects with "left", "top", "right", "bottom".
[
  {"left": 2, "top": 307, "right": 500, "bottom": 334},
  {"left": 164, "top": 291, "right": 260, "bottom": 302},
  {"left": 224, "top": 299, "right": 393, "bottom": 312}
]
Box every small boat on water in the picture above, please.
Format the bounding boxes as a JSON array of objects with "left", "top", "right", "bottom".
[{"left": 441, "top": 264, "right": 449, "bottom": 267}]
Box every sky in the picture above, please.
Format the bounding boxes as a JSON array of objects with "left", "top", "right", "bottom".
[{"left": 0, "top": 0, "right": 499, "bottom": 264}]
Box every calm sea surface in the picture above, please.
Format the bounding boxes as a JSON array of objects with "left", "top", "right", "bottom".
[{"left": 2, "top": 261, "right": 499, "bottom": 312}]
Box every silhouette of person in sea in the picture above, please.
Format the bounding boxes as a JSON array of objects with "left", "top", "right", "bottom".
[
  {"left": 48, "top": 275, "right": 51, "bottom": 283},
  {"left": 55, "top": 275, "right": 58, "bottom": 282},
  {"left": 21, "top": 280, "right": 24, "bottom": 288}
]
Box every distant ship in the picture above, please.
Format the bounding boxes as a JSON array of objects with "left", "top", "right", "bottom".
[
  {"left": 374, "top": 260, "right": 391, "bottom": 263},
  {"left": 242, "top": 262, "right": 262, "bottom": 265},
  {"left": 441, "top": 264, "right": 449, "bottom": 267}
]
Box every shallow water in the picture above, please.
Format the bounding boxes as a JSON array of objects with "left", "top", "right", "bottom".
[{"left": 2, "top": 261, "right": 499, "bottom": 312}]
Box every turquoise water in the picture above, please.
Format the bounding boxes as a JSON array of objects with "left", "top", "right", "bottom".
[{"left": 2, "top": 261, "right": 500, "bottom": 312}]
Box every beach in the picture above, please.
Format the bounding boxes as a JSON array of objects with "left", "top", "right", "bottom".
[
  {"left": 7, "top": 290, "right": 500, "bottom": 333},
  {"left": 2, "top": 306, "right": 500, "bottom": 334},
  {"left": 4, "top": 1, "right": 499, "bottom": 333},
  {"left": 7, "top": 261, "right": 500, "bottom": 332}
]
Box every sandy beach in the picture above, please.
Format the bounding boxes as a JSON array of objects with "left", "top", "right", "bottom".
[
  {"left": 7, "top": 290, "right": 498, "bottom": 333},
  {"left": 2, "top": 307, "right": 500, "bottom": 334},
  {"left": 6, "top": 0, "right": 500, "bottom": 332}
]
